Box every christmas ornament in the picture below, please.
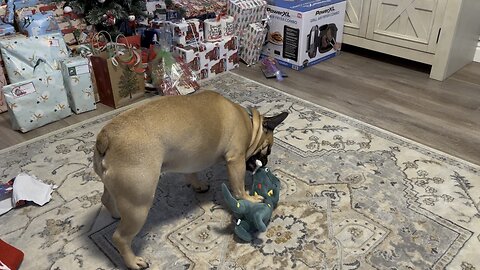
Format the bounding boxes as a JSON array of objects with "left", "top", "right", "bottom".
[
  {"left": 128, "top": 15, "right": 135, "bottom": 21},
  {"left": 98, "top": 0, "right": 106, "bottom": 3},
  {"left": 102, "top": 10, "right": 116, "bottom": 26},
  {"left": 63, "top": 6, "right": 72, "bottom": 13}
]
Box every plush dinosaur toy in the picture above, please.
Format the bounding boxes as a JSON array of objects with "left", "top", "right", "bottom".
[{"left": 222, "top": 163, "right": 281, "bottom": 241}]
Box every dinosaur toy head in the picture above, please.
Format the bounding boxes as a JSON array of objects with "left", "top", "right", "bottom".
[{"left": 250, "top": 167, "right": 281, "bottom": 207}]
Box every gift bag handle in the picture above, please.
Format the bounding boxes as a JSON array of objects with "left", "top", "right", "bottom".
[{"left": 91, "top": 30, "right": 114, "bottom": 56}]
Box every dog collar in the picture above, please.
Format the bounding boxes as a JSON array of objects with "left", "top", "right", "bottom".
[{"left": 245, "top": 107, "right": 253, "bottom": 121}]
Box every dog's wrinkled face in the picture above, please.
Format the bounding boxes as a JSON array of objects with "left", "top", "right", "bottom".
[
  {"left": 246, "top": 132, "right": 273, "bottom": 171},
  {"left": 246, "top": 112, "right": 289, "bottom": 171}
]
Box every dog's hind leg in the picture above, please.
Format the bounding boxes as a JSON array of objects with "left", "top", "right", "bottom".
[
  {"left": 101, "top": 186, "right": 120, "bottom": 219},
  {"left": 108, "top": 169, "right": 160, "bottom": 270}
]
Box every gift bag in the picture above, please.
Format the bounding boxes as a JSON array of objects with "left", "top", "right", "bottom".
[
  {"left": 3, "top": 62, "right": 71, "bottom": 133},
  {"left": 89, "top": 32, "right": 144, "bottom": 108},
  {"left": 0, "top": 33, "right": 69, "bottom": 84},
  {"left": 150, "top": 48, "right": 199, "bottom": 96},
  {"left": 60, "top": 56, "right": 96, "bottom": 114}
]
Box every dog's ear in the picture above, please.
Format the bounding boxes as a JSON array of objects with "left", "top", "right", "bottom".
[{"left": 263, "top": 112, "right": 289, "bottom": 130}]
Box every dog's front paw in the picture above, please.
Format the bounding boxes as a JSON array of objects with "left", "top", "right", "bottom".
[
  {"left": 242, "top": 194, "right": 264, "bottom": 203},
  {"left": 126, "top": 256, "right": 149, "bottom": 270}
]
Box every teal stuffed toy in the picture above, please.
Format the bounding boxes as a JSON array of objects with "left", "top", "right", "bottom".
[{"left": 222, "top": 165, "right": 281, "bottom": 241}]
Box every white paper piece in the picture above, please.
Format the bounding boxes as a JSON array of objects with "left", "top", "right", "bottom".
[
  {"left": 0, "top": 199, "right": 13, "bottom": 216},
  {"left": 12, "top": 173, "right": 56, "bottom": 207}
]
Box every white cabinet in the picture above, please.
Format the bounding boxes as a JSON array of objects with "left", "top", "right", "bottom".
[{"left": 343, "top": 0, "right": 480, "bottom": 81}]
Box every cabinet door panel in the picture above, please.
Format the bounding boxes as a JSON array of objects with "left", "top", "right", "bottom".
[
  {"left": 344, "top": 0, "right": 371, "bottom": 37},
  {"left": 366, "top": 0, "right": 446, "bottom": 52}
]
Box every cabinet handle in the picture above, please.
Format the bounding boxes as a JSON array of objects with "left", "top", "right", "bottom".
[{"left": 436, "top": 28, "right": 442, "bottom": 44}]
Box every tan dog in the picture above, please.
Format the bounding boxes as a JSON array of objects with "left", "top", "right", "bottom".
[{"left": 93, "top": 90, "right": 288, "bottom": 269}]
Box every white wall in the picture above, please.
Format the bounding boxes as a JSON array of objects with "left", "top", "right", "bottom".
[{"left": 474, "top": 37, "right": 480, "bottom": 62}]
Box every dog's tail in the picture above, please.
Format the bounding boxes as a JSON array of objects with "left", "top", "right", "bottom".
[{"left": 93, "top": 128, "right": 109, "bottom": 176}]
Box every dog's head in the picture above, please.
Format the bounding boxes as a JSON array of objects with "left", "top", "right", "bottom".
[{"left": 246, "top": 111, "right": 289, "bottom": 171}]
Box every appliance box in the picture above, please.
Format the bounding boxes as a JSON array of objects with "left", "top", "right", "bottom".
[{"left": 262, "top": 0, "right": 346, "bottom": 70}]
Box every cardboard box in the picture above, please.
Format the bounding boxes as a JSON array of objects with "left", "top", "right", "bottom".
[{"left": 262, "top": 0, "right": 346, "bottom": 70}]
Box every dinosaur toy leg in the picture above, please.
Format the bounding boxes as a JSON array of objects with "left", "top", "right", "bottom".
[
  {"left": 234, "top": 220, "right": 254, "bottom": 242},
  {"left": 253, "top": 210, "right": 269, "bottom": 232}
]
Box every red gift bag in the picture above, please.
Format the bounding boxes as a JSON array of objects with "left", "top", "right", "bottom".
[{"left": 0, "top": 239, "right": 24, "bottom": 270}]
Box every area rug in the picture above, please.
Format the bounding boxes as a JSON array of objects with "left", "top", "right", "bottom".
[{"left": 1, "top": 73, "right": 479, "bottom": 270}]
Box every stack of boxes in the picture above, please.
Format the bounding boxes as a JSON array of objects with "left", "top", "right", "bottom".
[
  {"left": 0, "top": 1, "right": 97, "bottom": 132},
  {"left": 170, "top": 17, "right": 239, "bottom": 80},
  {"left": 227, "top": 0, "right": 267, "bottom": 66}
]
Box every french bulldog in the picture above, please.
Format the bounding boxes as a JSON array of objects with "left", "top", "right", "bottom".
[{"left": 93, "top": 90, "right": 288, "bottom": 269}]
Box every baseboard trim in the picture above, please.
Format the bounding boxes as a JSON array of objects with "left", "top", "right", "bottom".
[{"left": 474, "top": 42, "right": 480, "bottom": 62}]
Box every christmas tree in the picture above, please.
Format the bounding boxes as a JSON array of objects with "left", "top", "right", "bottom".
[{"left": 56, "top": 0, "right": 147, "bottom": 36}]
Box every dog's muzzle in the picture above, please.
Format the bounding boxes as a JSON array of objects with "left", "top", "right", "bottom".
[{"left": 246, "top": 152, "right": 268, "bottom": 172}]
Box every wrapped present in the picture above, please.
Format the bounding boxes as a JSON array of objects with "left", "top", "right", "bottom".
[
  {"left": 146, "top": 1, "right": 166, "bottom": 17},
  {"left": 240, "top": 22, "right": 266, "bottom": 66},
  {"left": 4, "top": 2, "right": 13, "bottom": 23},
  {"left": 169, "top": 19, "right": 203, "bottom": 47},
  {"left": 0, "top": 22, "right": 14, "bottom": 36},
  {"left": 204, "top": 18, "right": 222, "bottom": 41},
  {"left": 172, "top": 45, "right": 203, "bottom": 72},
  {"left": 0, "top": 33, "right": 69, "bottom": 84},
  {"left": 179, "top": 35, "right": 238, "bottom": 81},
  {"left": 170, "top": 0, "right": 226, "bottom": 18},
  {"left": 0, "top": 90, "right": 7, "bottom": 112},
  {"left": 16, "top": 2, "right": 88, "bottom": 46},
  {"left": 0, "top": 57, "right": 8, "bottom": 113},
  {"left": 222, "top": 15, "right": 234, "bottom": 38},
  {"left": 227, "top": 0, "right": 266, "bottom": 37},
  {"left": 0, "top": 4, "right": 8, "bottom": 22},
  {"left": 3, "top": 70, "right": 72, "bottom": 133},
  {"left": 13, "top": 0, "right": 41, "bottom": 10},
  {"left": 60, "top": 57, "right": 96, "bottom": 114},
  {"left": 16, "top": 10, "right": 61, "bottom": 36}
]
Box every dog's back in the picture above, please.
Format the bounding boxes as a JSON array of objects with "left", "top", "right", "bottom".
[{"left": 94, "top": 90, "right": 250, "bottom": 176}]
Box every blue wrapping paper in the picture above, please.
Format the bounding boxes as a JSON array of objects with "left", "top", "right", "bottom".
[
  {"left": 16, "top": 10, "right": 60, "bottom": 36},
  {"left": 0, "top": 33, "right": 69, "bottom": 83},
  {"left": 60, "top": 57, "right": 96, "bottom": 114},
  {"left": 0, "top": 22, "right": 15, "bottom": 36},
  {"left": 3, "top": 70, "right": 72, "bottom": 132}
]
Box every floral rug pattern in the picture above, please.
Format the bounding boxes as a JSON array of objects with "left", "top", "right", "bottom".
[{"left": 1, "top": 73, "right": 479, "bottom": 270}]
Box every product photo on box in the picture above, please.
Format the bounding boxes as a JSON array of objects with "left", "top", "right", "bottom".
[{"left": 262, "top": 0, "right": 346, "bottom": 70}]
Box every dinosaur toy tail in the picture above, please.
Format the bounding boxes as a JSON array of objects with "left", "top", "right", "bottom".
[{"left": 221, "top": 183, "right": 249, "bottom": 215}]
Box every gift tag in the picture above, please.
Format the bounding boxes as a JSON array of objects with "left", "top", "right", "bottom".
[
  {"left": 11, "top": 82, "right": 36, "bottom": 98},
  {"left": 49, "top": 39, "right": 60, "bottom": 47},
  {"left": 68, "top": 64, "right": 89, "bottom": 76}
]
